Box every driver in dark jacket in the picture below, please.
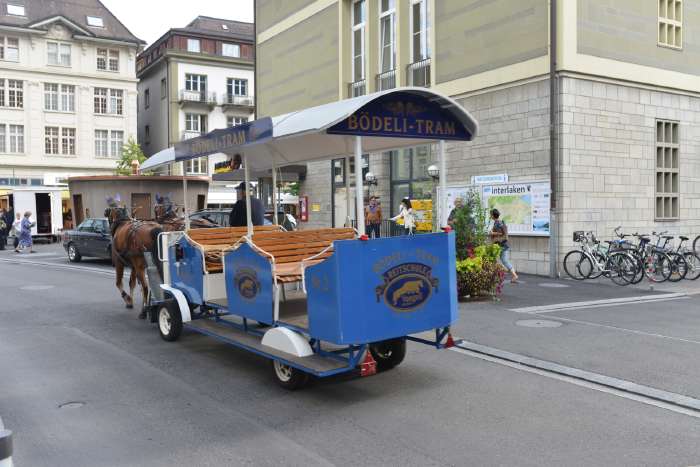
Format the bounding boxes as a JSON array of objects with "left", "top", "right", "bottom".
[{"left": 229, "top": 182, "right": 264, "bottom": 227}]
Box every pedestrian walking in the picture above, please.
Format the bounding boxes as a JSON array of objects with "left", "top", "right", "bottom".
[
  {"left": 447, "top": 197, "right": 464, "bottom": 227},
  {"left": 0, "top": 208, "right": 7, "bottom": 250},
  {"left": 365, "top": 196, "right": 382, "bottom": 238},
  {"left": 489, "top": 208, "right": 518, "bottom": 283},
  {"left": 15, "top": 211, "right": 36, "bottom": 254},
  {"left": 391, "top": 198, "right": 415, "bottom": 236},
  {"left": 11, "top": 213, "right": 21, "bottom": 250}
]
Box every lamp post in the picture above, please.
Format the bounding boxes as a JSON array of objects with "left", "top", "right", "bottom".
[{"left": 427, "top": 165, "right": 439, "bottom": 231}]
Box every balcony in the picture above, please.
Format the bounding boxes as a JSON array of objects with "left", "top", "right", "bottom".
[
  {"left": 179, "top": 90, "right": 217, "bottom": 107},
  {"left": 407, "top": 58, "right": 431, "bottom": 88},
  {"left": 375, "top": 69, "right": 396, "bottom": 91},
  {"left": 348, "top": 79, "right": 366, "bottom": 97},
  {"left": 222, "top": 94, "right": 254, "bottom": 110},
  {"left": 181, "top": 130, "right": 204, "bottom": 140}
]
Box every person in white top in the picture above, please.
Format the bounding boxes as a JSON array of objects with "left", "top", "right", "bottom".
[{"left": 390, "top": 198, "right": 415, "bottom": 235}]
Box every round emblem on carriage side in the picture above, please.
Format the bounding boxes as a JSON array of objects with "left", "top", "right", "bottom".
[
  {"left": 375, "top": 263, "right": 439, "bottom": 313},
  {"left": 234, "top": 268, "right": 260, "bottom": 301}
]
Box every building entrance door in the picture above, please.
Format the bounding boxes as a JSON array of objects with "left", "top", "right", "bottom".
[{"left": 131, "top": 193, "right": 151, "bottom": 220}]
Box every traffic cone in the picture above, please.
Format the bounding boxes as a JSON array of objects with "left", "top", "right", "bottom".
[
  {"left": 360, "top": 350, "right": 377, "bottom": 377},
  {"left": 444, "top": 333, "right": 456, "bottom": 349}
]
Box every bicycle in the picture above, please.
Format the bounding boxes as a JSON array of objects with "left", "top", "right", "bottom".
[
  {"left": 694, "top": 235, "right": 700, "bottom": 254},
  {"left": 673, "top": 235, "right": 700, "bottom": 281},
  {"left": 652, "top": 231, "right": 688, "bottom": 282},
  {"left": 563, "top": 231, "right": 638, "bottom": 285}
]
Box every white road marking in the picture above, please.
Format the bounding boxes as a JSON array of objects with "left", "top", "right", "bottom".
[
  {"left": 20, "top": 285, "right": 55, "bottom": 291},
  {"left": 0, "top": 258, "right": 115, "bottom": 276},
  {"left": 451, "top": 341, "right": 700, "bottom": 419},
  {"left": 509, "top": 293, "right": 688, "bottom": 313}
]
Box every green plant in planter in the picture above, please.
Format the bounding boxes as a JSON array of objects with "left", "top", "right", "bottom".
[
  {"left": 452, "top": 190, "right": 490, "bottom": 261},
  {"left": 456, "top": 243, "right": 506, "bottom": 298}
]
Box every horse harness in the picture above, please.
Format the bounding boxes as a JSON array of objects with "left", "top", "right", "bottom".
[{"left": 113, "top": 219, "right": 160, "bottom": 267}]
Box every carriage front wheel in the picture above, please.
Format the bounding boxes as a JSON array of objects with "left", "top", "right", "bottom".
[
  {"left": 158, "top": 301, "right": 182, "bottom": 342},
  {"left": 369, "top": 338, "right": 407, "bottom": 372}
]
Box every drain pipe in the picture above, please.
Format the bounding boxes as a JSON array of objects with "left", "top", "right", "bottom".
[
  {"left": 0, "top": 417, "right": 13, "bottom": 467},
  {"left": 548, "top": 0, "right": 559, "bottom": 278}
]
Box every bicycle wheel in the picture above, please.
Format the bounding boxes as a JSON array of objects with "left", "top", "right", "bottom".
[
  {"left": 628, "top": 253, "right": 645, "bottom": 285},
  {"left": 683, "top": 252, "right": 700, "bottom": 280},
  {"left": 644, "top": 252, "right": 671, "bottom": 283},
  {"left": 563, "top": 250, "right": 592, "bottom": 280},
  {"left": 694, "top": 235, "right": 700, "bottom": 254},
  {"left": 605, "top": 252, "right": 637, "bottom": 286},
  {"left": 667, "top": 252, "right": 688, "bottom": 282}
]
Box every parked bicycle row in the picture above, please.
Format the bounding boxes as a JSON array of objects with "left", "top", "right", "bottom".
[{"left": 563, "top": 227, "right": 700, "bottom": 285}]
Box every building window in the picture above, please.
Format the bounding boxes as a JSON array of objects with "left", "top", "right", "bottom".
[
  {"left": 185, "top": 113, "right": 206, "bottom": 133},
  {"left": 94, "top": 88, "right": 123, "bottom": 115},
  {"left": 95, "top": 129, "right": 108, "bottom": 157},
  {"left": 222, "top": 43, "right": 240, "bottom": 57},
  {"left": 86, "top": 16, "right": 104, "bottom": 27},
  {"left": 410, "top": 0, "right": 430, "bottom": 62},
  {"left": 185, "top": 157, "right": 207, "bottom": 175},
  {"left": 6, "top": 4, "right": 25, "bottom": 16},
  {"left": 110, "top": 130, "right": 124, "bottom": 157},
  {"left": 655, "top": 120, "right": 680, "bottom": 220},
  {"left": 61, "top": 128, "right": 76, "bottom": 155},
  {"left": 389, "top": 145, "right": 432, "bottom": 215},
  {"left": 8, "top": 124, "right": 23, "bottom": 153},
  {"left": 1, "top": 79, "right": 23, "bottom": 108},
  {"left": 187, "top": 38, "right": 200, "bottom": 53},
  {"left": 226, "top": 78, "right": 247, "bottom": 96},
  {"left": 44, "top": 83, "right": 74, "bottom": 112},
  {"left": 160, "top": 78, "right": 166, "bottom": 99},
  {"left": 351, "top": 0, "right": 366, "bottom": 83},
  {"left": 659, "top": 0, "right": 682, "bottom": 48},
  {"left": 0, "top": 125, "right": 4, "bottom": 152},
  {"left": 47, "top": 41, "right": 71, "bottom": 66},
  {"left": 144, "top": 88, "right": 150, "bottom": 109},
  {"left": 45, "top": 126, "right": 59, "bottom": 154},
  {"left": 379, "top": 0, "right": 396, "bottom": 73},
  {"left": 0, "top": 36, "right": 19, "bottom": 61},
  {"left": 185, "top": 74, "right": 206, "bottom": 92},
  {"left": 227, "top": 116, "right": 248, "bottom": 127},
  {"left": 144, "top": 125, "right": 150, "bottom": 144},
  {"left": 97, "top": 48, "right": 119, "bottom": 71}
]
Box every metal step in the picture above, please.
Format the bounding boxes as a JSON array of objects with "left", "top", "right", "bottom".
[{"left": 184, "top": 318, "right": 351, "bottom": 377}]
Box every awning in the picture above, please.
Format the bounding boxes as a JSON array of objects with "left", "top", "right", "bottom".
[{"left": 140, "top": 87, "right": 478, "bottom": 172}]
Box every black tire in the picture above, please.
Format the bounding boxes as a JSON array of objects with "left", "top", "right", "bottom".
[
  {"left": 157, "top": 301, "right": 182, "bottom": 342},
  {"left": 605, "top": 252, "right": 637, "bottom": 286},
  {"left": 683, "top": 252, "right": 700, "bottom": 280},
  {"left": 563, "top": 251, "right": 591, "bottom": 280},
  {"left": 67, "top": 243, "right": 82, "bottom": 262},
  {"left": 644, "top": 252, "right": 671, "bottom": 283},
  {"left": 667, "top": 252, "right": 688, "bottom": 282},
  {"left": 694, "top": 235, "right": 700, "bottom": 254},
  {"left": 629, "top": 254, "right": 645, "bottom": 285},
  {"left": 271, "top": 360, "right": 309, "bottom": 390},
  {"left": 589, "top": 250, "right": 607, "bottom": 280},
  {"left": 369, "top": 338, "right": 407, "bottom": 372}
]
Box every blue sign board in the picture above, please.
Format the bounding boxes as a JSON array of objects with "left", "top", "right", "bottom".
[
  {"left": 174, "top": 117, "right": 273, "bottom": 161},
  {"left": 327, "top": 92, "right": 473, "bottom": 141}
]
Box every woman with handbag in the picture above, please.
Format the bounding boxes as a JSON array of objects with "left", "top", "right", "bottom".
[
  {"left": 489, "top": 208, "right": 518, "bottom": 283},
  {"left": 15, "top": 211, "right": 36, "bottom": 254}
]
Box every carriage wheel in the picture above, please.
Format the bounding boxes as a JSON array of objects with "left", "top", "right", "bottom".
[
  {"left": 67, "top": 243, "right": 82, "bottom": 262},
  {"left": 369, "top": 338, "right": 407, "bottom": 372},
  {"left": 158, "top": 301, "right": 182, "bottom": 342},
  {"left": 271, "top": 360, "right": 309, "bottom": 390}
]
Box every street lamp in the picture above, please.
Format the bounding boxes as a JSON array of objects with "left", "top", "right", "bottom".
[
  {"left": 365, "top": 172, "right": 377, "bottom": 199},
  {"left": 427, "top": 164, "right": 439, "bottom": 180}
]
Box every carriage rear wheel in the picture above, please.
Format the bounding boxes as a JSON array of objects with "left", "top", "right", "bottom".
[
  {"left": 369, "top": 338, "right": 407, "bottom": 372},
  {"left": 67, "top": 243, "right": 82, "bottom": 262},
  {"left": 158, "top": 301, "right": 182, "bottom": 342},
  {"left": 272, "top": 360, "right": 309, "bottom": 390}
]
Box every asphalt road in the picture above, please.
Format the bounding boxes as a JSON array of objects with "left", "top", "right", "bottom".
[{"left": 1, "top": 244, "right": 700, "bottom": 466}]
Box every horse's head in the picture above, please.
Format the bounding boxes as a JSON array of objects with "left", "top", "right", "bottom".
[
  {"left": 104, "top": 206, "right": 129, "bottom": 229},
  {"left": 154, "top": 193, "right": 175, "bottom": 221}
]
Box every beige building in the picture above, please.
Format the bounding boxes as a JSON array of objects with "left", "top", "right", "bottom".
[
  {"left": 0, "top": 0, "right": 143, "bottom": 188},
  {"left": 256, "top": 0, "right": 700, "bottom": 275}
]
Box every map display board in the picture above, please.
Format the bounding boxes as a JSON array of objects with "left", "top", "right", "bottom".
[{"left": 439, "top": 181, "right": 550, "bottom": 236}]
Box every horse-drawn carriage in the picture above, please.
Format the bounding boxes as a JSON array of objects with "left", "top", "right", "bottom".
[{"left": 131, "top": 87, "right": 477, "bottom": 389}]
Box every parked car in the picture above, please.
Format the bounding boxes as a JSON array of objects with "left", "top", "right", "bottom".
[
  {"left": 62, "top": 218, "right": 112, "bottom": 262},
  {"left": 189, "top": 209, "right": 230, "bottom": 227}
]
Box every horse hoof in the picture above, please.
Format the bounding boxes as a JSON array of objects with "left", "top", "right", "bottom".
[{"left": 126, "top": 304, "right": 134, "bottom": 309}]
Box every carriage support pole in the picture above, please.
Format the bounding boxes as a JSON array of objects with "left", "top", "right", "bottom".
[
  {"left": 243, "top": 153, "right": 253, "bottom": 238},
  {"left": 354, "top": 136, "right": 365, "bottom": 236},
  {"left": 182, "top": 161, "right": 190, "bottom": 231},
  {"left": 271, "top": 157, "right": 278, "bottom": 225},
  {"left": 438, "top": 139, "right": 446, "bottom": 227}
]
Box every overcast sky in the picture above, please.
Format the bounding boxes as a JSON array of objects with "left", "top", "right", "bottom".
[{"left": 100, "top": 0, "right": 254, "bottom": 46}]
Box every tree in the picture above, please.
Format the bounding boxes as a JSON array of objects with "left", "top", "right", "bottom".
[
  {"left": 116, "top": 137, "right": 147, "bottom": 175},
  {"left": 453, "top": 190, "right": 489, "bottom": 260}
]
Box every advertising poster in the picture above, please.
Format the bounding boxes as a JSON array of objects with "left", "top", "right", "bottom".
[
  {"left": 412, "top": 199, "right": 433, "bottom": 232},
  {"left": 439, "top": 181, "right": 550, "bottom": 236}
]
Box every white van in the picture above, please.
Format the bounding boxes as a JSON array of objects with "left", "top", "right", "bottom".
[{"left": 1, "top": 187, "right": 64, "bottom": 242}]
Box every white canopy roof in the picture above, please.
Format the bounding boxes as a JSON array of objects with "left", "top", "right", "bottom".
[{"left": 140, "top": 87, "right": 478, "bottom": 172}]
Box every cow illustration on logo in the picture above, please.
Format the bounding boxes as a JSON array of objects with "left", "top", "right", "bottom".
[
  {"left": 234, "top": 267, "right": 260, "bottom": 300},
  {"left": 376, "top": 262, "right": 439, "bottom": 312}
]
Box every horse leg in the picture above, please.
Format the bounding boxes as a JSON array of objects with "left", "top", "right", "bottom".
[
  {"left": 115, "top": 261, "right": 133, "bottom": 308},
  {"left": 128, "top": 268, "right": 137, "bottom": 312},
  {"left": 136, "top": 265, "right": 149, "bottom": 320}
]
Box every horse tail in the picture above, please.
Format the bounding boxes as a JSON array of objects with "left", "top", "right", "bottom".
[{"left": 150, "top": 226, "right": 163, "bottom": 279}]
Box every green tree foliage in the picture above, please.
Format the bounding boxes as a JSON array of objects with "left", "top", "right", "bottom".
[
  {"left": 116, "top": 137, "right": 148, "bottom": 175},
  {"left": 452, "top": 190, "right": 490, "bottom": 260}
]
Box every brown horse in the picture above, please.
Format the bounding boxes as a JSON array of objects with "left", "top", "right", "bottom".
[{"left": 105, "top": 204, "right": 162, "bottom": 317}]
